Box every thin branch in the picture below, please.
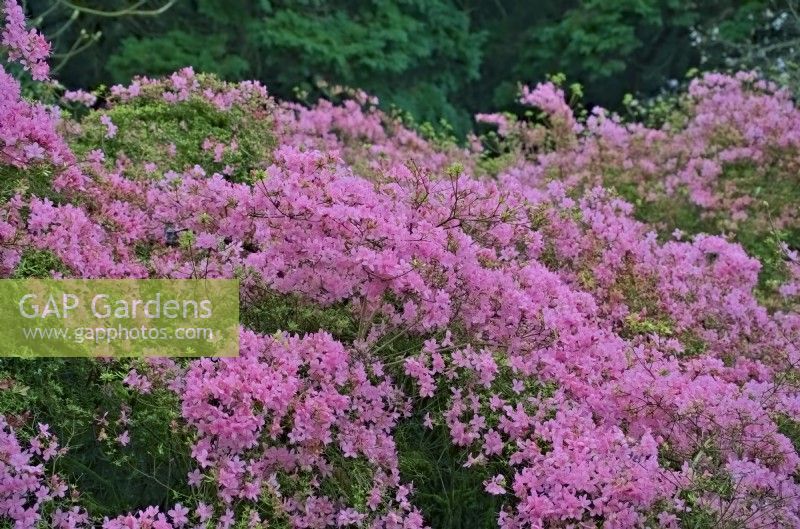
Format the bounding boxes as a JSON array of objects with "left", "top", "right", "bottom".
[{"left": 54, "top": 0, "right": 178, "bottom": 18}]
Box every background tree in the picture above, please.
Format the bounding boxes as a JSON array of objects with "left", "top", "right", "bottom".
[{"left": 25, "top": 0, "right": 800, "bottom": 135}]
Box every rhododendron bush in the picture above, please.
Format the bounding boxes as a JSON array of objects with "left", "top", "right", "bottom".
[{"left": 1, "top": 2, "right": 800, "bottom": 528}]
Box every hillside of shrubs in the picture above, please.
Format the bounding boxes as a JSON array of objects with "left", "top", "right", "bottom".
[{"left": 2, "top": 2, "right": 800, "bottom": 528}]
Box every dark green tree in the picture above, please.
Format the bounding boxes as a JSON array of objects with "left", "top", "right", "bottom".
[{"left": 28, "top": 0, "right": 797, "bottom": 135}]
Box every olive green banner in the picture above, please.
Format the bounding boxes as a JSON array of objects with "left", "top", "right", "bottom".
[{"left": 0, "top": 279, "right": 239, "bottom": 357}]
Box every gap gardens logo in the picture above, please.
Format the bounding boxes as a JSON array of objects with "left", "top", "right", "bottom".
[{"left": 0, "top": 279, "right": 239, "bottom": 357}]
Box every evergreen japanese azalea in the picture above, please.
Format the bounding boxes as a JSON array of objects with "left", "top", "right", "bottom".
[{"left": 0, "top": 2, "right": 798, "bottom": 528}]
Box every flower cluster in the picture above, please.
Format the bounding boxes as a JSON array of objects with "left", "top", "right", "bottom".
[
  {"left": 0, "top": 418, "right": 71, "bottom": 528},
  {"left": 1, "top": 0, "right": 49, "bottom": 80},
  {"left": 0, "top": 2, "right": 799, "bottom": 527}
]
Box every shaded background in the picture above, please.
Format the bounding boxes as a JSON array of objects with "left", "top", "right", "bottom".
[{"left": 27, "top": 0, "right": 800, "bottom": 135}]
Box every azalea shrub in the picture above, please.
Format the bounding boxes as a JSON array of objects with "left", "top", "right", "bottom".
[{"left": 1, "top": 2, "right": 799, "bottom": 528}]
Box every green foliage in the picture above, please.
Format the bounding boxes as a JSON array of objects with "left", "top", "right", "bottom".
[
  {"left": 778, "top": 408, "right": 800, "bottom": 451},
  {"left": 717, "top": 160, "right": 800, "bottom": 298},
  {"left": 0, "top": 358, "right": 192, "bottom": 516},
  {"left": 69, "top": 80, "right": 275, "bottom": 182},
  {"left": 107, "top": 30, "right": 250, "bottom": 82},
  {"left": 0, "top": 163, "right": 61, "bottom": 204},
  {"left": 676, "top": 467, "right": 737, "bottom": 529},
  {"left": 475, "top": 150, "right": 518, "bottom": 177},
  {"left": 240, "top": 290, "right": 357, "bottom": 342},
  {"left": 621, "top": 85, "right": 692, "bottom": 129},
  {"left": 241, "top": 289, "right": 511, "bottom": 528},
  {"left": 693, "top": 1, "right": 800, "bottom": 97},
  {"left": 621, "top": 312, "right": 674, "bottom": 338},
  {"left": 31, "top": 0, "right": 797, "bottom": 136},
  {"left": 464, "top": 0, "right": 704, "bottom": 111},
  {"left": 320, "top": 447, "right": 381, "bottom": 513},
  {"left": 395, "top": 415, "right": 503, "bottom": 529},
  {"left": 40, "top": 0, "right": 483, "bottom": 136},
  {"left": 388, "top": 105, "right": 461, "bottom": 150},
  {"left": 612, "top": 153, "right": 800, "bottom": 306},
  {"left": 11, "top": 249, "right": 70, "bottom": 278},
  {"left": 247, "top": 0, "right": 485, "bottom": 134},
  {"left": 530, "top": 1, "right": 686, "bottom": 84}
]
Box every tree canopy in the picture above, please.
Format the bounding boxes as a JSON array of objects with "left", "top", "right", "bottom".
[{"left": 29, "top": 0, "right": 800, "bottom": 135}]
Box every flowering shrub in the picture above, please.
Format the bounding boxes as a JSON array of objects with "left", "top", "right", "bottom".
[
  {"left": 481, "top": 74, "right": 800, "bottom": 307},
  {"left": 0, "top": 2, "right": 799, "bottom": 528},
  {"left": 66, "top": 68, "right": 276, "bottom": 184}
]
